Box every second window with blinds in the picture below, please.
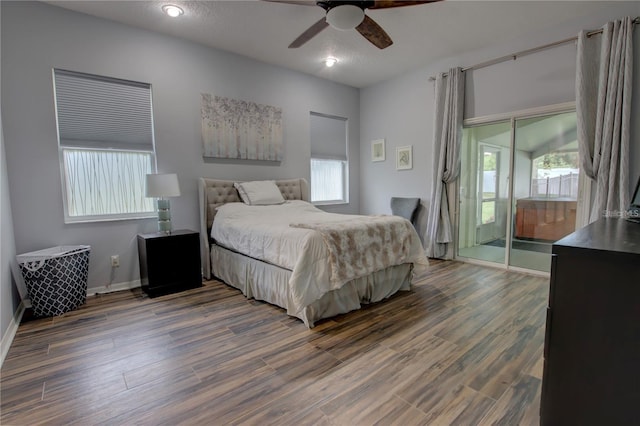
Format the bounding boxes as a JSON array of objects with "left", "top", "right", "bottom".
[
  {"left": 309, "top": 112, "right": 348, "bottom": 205},
  {"left": 53, "top": 69, "right": 157, "bottom": 223}
]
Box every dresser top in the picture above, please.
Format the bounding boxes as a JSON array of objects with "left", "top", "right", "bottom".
[
  {"left": 553, "top": 218, "right": 640, "bottom": 255},
  {"left": 138, "top": 229, "right": 198, "bottom": 239}
]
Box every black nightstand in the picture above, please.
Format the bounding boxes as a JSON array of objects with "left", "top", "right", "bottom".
[{"left": 137, "top": 229, "right": 202, "bottom": 297}]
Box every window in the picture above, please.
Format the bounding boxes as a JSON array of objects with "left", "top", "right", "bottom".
[
  {"left": 309, "top": 113, "right": 348, "bottom": 204},
  {"left": 310, "top": 159, "right": 347, "bottom": 202},
  {"left": 53, "top": 69, "right": 156, "bottom": 222}
]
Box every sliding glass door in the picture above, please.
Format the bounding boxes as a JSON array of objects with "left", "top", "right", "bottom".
[{"left": 457, "top": 107, "right": 580, "bottom": 273}]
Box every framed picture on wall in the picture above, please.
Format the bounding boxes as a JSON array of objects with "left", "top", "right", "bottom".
[
  {"left": 396, "top": 145, "right": 412, "bottom": 170},
  {"left": 371, "top": 139, "right": 385, "bottom": 162}
]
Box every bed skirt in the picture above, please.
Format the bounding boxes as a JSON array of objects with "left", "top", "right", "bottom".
[{"left": 210, "top": 244, "right": 412, "bottom": 328}]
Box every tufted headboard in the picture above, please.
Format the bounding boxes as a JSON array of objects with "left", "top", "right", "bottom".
[{"left": 198, "top": 178, "right": 310, "bottom": 279}]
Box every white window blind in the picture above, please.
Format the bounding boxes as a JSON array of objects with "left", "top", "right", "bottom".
[
  {"left": 53, "top": 69, "right": 156, "bottom": 222},
  {"left": 309, "top": 113, "right": 347, "bottom": 161},
  {"left": 54, "top": 69, "right": 154, "bottom": 151}
]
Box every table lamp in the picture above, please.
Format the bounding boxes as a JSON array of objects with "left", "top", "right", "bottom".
[{"left": 145, "top": 173, "right": 181, "bottom": 234}]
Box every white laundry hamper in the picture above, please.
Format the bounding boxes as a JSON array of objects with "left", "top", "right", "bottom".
[{"left": 17, "top": 245, "right": 91, "bottom": 317}]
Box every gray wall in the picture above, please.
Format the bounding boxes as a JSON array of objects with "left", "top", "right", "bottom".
[
  {"left": 1, "top": 107, "right": 22, "bottom": 351},
  {"left": 1, "top": 1, "right": 360, "bottom": 299},
  {"left": 359, "top": 3, "right": 640, "bottom": 240}
]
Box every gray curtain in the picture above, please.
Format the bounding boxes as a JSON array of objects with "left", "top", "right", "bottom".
[
  {"left": 425, "top": 67, "right": 464, "bottom": 259},
  {"left": 576, "top": 17, "right": 634, "bottom": 223}
]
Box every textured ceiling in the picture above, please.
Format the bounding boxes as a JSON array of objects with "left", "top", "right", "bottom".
[{"left": 46, "top": 1, "right": 616, "bottom": 88}]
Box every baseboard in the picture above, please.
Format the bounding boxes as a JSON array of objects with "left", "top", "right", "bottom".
[
  {"left": 1, "top": 301, "right": 25, "bottom": 368},
  {"left": 87, "top": 279, "right": 141, "bottom": 296}
]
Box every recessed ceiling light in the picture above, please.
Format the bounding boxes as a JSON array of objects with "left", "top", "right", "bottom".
[
  {"left": 325, "top": 57, "right": 338, "bottom": 67},
  {"left": 162, "top": 4, "right": 184, "bottom": 18}
]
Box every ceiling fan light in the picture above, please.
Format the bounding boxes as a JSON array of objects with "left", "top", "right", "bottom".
[{"left": 326, "top": 5, "right": 365, "bottom": 30}]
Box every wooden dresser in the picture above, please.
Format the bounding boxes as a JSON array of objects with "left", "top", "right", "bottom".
[{"left": 541, "top": 218, "right": 640, "bottom": 425}]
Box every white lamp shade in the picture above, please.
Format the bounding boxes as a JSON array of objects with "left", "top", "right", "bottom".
[
  {"left": 145, "top": 173, "right": 181, "bottom": 198},
  {"left": 326, "top": 5, "right": 365, "bottom": 30}
]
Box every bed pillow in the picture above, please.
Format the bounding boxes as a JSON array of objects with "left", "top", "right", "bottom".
[{"left": 234, "top": 180, "right": 285, "bottom": 205}]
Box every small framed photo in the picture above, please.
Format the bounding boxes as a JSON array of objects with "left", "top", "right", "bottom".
[
  {"left": 371, "top": 139, "right": 385, "bottom": 162},
  {"left": 396, "top": 145, "right": 412, "bottom": 170}
]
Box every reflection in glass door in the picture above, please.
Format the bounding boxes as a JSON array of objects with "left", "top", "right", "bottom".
[
  {"left": 477, "top": 145, "right": 500, "bottom": 244},
  {"left": 458, "top": 121, "right": 511, "bottom": 265},
  {"left": 510, "top": 112, "right": 579, "bottom": 271},
  {"left": 457, "top": 109, "right": 579, "bottom": 273}
]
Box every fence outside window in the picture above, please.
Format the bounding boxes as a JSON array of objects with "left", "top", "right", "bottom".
[{"left": 531, "top": 173, "right": 579, "bottom": 199}]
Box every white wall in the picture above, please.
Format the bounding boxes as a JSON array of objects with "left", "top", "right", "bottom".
[
  {"left": 360, "top": 3, "right": 640, "bottom": 240},
  {"left": 1, "top": 1, "right": 360, "bottom": 294}
]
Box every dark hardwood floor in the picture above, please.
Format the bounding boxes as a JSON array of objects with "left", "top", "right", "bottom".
[{"left": 1, "top": 260, "right": 548, "bottom": 425}]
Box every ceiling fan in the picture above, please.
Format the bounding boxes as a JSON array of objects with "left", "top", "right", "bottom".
[{"left": 264, "top": 1, "right": 443, "bottom": 49}]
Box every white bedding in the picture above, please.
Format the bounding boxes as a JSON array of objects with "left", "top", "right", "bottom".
[{"left": 211, "top": 200, "right": 428, "bottom": 315}]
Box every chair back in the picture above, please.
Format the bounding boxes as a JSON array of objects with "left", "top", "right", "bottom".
[{"left": 390, "top": 197, "right": 420, "bottom": 228}]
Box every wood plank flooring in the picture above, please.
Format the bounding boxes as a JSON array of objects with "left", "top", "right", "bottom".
[{"left": 1, "top": 260, "right": 548, "bottom": 425}]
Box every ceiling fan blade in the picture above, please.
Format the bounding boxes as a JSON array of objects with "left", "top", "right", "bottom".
[
  {"left": 356, "top": 15, "right": 392, "bottom": 49},
  {"left": 289, "top": 17, "right": 330, "bottom": 48},
  {"left": 369, "top": 0, "right": 443, "bottom": 9}
]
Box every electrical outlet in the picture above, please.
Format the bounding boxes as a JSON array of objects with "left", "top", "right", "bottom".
[{"left": 110, "top": 255, "right": 120, "bottom": 268}]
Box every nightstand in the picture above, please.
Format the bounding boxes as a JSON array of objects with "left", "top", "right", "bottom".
[{"left": 137, "top": 229, "right": 202, "bottom": 297}]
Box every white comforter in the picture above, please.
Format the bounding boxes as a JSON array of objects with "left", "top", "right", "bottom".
[{"left": 211, "top": 200, "right": 427, "bottom": 313}]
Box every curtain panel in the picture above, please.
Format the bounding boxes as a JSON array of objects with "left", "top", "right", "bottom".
[
  {"left": 425, "top": 67, "right": 465, "bottom": 259},
  {"left": 576, "top": 17, "right": 634, "bottom": 223}
]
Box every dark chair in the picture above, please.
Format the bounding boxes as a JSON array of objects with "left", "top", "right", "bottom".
[{"left": 390, "top": 197, "right": 420, "bottom": 229}]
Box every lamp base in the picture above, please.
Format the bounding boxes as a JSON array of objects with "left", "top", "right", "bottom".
[
  {"left": 156, "top": 199, "right": 172, "bottom": 234},
  {"left": 157, "top": 219, "right": 172, "bottom": 234}
]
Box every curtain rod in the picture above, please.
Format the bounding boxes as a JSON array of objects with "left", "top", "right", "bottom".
[{"left": 429, "top": 16, "right": 639, "bottom": 81}]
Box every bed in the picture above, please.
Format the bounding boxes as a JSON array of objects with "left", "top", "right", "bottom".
[{"left": 199, "top": 178, "right": 428, "bottom": 328}]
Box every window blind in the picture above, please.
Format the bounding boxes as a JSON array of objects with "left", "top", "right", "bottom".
[
  {"left": 310, "top": 113, "right": 347, "bottom": 161},
  {"left": 54, "top": 69, "right": 154, "bottom": 151}
]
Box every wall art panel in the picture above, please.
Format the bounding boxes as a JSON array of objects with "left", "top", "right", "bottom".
[{"left": 201, "top": 94, "right": 283, "bottom": 161}]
